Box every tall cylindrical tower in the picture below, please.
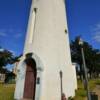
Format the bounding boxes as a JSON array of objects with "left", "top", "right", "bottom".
[{"left": 14, "top": 0, "right": 77, "bottom": 100}]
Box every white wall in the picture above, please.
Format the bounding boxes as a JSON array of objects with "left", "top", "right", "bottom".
[{"left": 15, "top": 0, "right": 77, "bottom": 99}]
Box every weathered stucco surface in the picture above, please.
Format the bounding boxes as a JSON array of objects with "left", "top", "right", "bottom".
[{"left": 14, "top": 0, "right": 77, "bottom": 99}]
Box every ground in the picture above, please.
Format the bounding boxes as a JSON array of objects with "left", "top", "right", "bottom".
[
  {"left": 0, "top": 83, "right": 15, "bottom": 100},
  {"left": 0, "top": 79, "right": 100, "bottom": 100},
  {"left": 74, "top": 79, "right": 100, "bottom": 100},
  {"left": 93, "top": 85, "right": 100, "bottom": 99}
]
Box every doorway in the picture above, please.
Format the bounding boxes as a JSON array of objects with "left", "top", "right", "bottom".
[{"left": 23, "top": 58, "right": 37, "bottom": 100}]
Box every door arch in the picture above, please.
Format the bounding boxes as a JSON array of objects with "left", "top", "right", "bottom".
[{"left": 23, "top": 58, "right": 37, "bottom": 100}]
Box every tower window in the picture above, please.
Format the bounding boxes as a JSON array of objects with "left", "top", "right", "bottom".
[
  {"left": 34, "top": 8, "right": 37, "bottom": 13},
  {"left": 65, "top": 29, "right": 67, "bottom": 34}
]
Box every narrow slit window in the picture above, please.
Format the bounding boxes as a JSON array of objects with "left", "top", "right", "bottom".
[
  {"left": 29, "top": 8, "right": 37, "bottom": 44},
  {"left": 65, "top": 29, "right": 67, "bottom": 34}
]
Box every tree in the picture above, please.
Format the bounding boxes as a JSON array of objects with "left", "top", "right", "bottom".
[
  {"left": 0, "top": 47, "right": 22, "bottom": 71},
  {"left": 70, "top": 36, "right": 100, "bottom": 79},
  {"left": 0, "top": 47, "right": 22, "bottom": 83},
  {"left": 0, "top": 49, "right": 14, "bottom": 70},
  {"left": 70, "top": 37, "right": 83, "bottom": 79}
]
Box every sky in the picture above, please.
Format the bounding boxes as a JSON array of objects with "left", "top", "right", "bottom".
[
  {"left": 66, "top": 0, "right": 100, "bottom": 49},
  {"left": 0, "top": 0, "right": 100, "bottom": 57}
]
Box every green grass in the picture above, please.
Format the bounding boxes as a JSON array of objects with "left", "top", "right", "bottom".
[
  {"left": 74, "top": 80, "right": 86, "bottom": 100},
  {"left": 74, "top": 79, "right": 100, "bottom": 100},
  {"left": 0, "top": 83, "right": 15, "bottom": 100},
  {"left": 0, "top": 79, "right": 100, "bottom": 100}
]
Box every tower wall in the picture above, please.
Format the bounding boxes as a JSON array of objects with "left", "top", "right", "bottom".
[{"left": 15, "top": 0, "right": 77, "bottom": 99}]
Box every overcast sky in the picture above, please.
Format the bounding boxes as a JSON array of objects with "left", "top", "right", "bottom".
[{"left": 0, "top": 0, "right": 100, "bottom": 56}]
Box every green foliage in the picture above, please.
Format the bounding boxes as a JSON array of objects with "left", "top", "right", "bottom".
[
  {"left": 5, "top": 72, "right": 16, "bottom": 83},
  {"left": 0, "top": 47, "right": 22, "bottom": 72},
  {"left": 0, "top": 49, "right": 14, "bottom": 70},
  {"left": 70, "top": 36, "right": 100, "bottom": 77}
]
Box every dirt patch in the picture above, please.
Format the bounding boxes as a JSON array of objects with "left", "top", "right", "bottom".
[{"left": 93, "top": 85, "right": 100, "bottom": 99}]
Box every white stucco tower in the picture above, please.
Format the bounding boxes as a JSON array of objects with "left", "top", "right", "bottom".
[{"left": 14, "top": 0, "right": 77, "bottom": 100}]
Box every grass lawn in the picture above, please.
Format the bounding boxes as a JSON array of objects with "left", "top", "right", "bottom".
[
  {"left": 0, "top": 83, "right": 15, "bottom": 100},
  {"left": 0, "top": 79, "right": 100, "bottom": 100},
  {"left": 74, "top": 79, "right": 100, "bottom": 100}
]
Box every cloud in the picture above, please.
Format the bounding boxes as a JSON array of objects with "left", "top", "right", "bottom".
[
  {"left": 0, "top": 48, "right": 4, "bottom": 52},
  {"left": 0, "top": 28, "right": 23, "bottom": 39},
  {"left": 0, "top": 32, "right": 7, "bottom": 37},
  {"left": 9, "top": 49, "right": 16, "bottom": 55},
  {"left": 8, "top": 28, "right": 14, "bottom": 33},
  {"left": 92, "top": 23, "right": 100, "bottom": 31},
  {"left": 0, "top": 28, "right": 9, "bottom": 37},
  {"left": 91, "top": 23, "right": 100, "bottom": 43},
  {"left": 93, "top": 33, "right": 100, "bottom": 42},
  {"left": 14, "top": 33, "right": 22, "bottom": 38}
]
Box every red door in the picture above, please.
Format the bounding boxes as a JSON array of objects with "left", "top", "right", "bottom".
[{"left": 23, "top": 59, "right": 37, "bottom": 100}]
